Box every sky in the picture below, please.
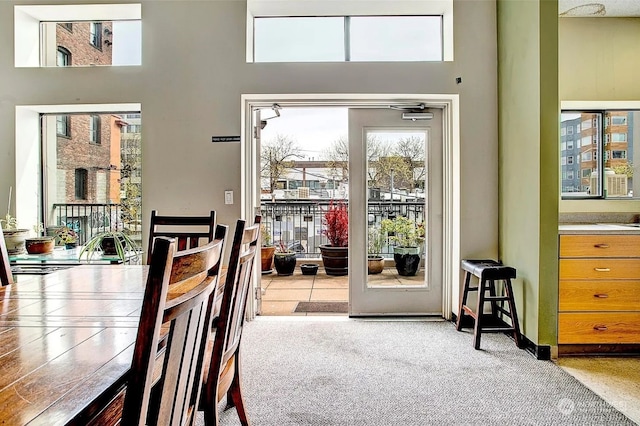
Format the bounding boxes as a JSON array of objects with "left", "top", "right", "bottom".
[
  {"left": 261, "top": 107, "right": 348, "bottom": 161},
  {"left": 112, "top": 21, "right": 142, "bottom": 66}
]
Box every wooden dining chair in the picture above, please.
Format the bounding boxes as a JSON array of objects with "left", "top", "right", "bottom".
[
  {"left": 200, "top": 216, "right": 261, "bottom": 426},
  {"left": 121, "top": 235, "right": 225, "bottom": 426},
  {"left": 0, "top": 227, "right": 14, "bottom": 286},
  {"left": 147, "top": 210, "right": 218, "bottom": 264}
]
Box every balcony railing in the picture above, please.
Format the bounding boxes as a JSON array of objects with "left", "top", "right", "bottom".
[
  {"left": 50, "top": 203, "right": 142, "bottom": 245},
  {"left": 260, "top": 199, "right": 425, "bottom": 258}
]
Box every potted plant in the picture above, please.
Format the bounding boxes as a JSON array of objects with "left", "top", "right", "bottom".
[
  {"left": 273, "top": 240, "right": 296, "bottom": 276},
  {"left": 1, "top": 188, "right": 30, "bottom": 255},
  {"left": 367, "top": 226, "right": 385, "bottom": 274},
  {"left": 380, "top": 216, "right": 425, "bottom": 276},
  {"left": 260, "top": 223, "right": 276, "bottom": 274},
  {"left": 319, "top": 200, "right": 349, "bottom": 276},
  {"left": 79, "top": 229, "right": 140, "bottom": 263},
  {"left": 25, "top": 223, "right": 55, "bottom": 255},
  {"left": 56, "top": 226, "right": 78, "bottom": 249}
]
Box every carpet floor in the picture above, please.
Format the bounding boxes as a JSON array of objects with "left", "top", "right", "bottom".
[{"left": 196, "top": 318, "right": 635, "bottom": 425}]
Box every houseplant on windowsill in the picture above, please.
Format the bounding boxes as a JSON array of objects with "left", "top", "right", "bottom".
[
  {"left": 273, "top": 240, "right": 296, "bottom": 276},
  {"left": 79, "top": 229, "right": 140, "bottom": 263},
  {"left": 319, "top": 200, "right": 348, "bottom": 276},
  {"left": 1, "top": 188, "right": 30, "bottom": 255},
  {"left": 367, "top": 226, "right": 385, "bottom": 275},
  {"left": 56, "top": 226, "right": 78, "bottom": 249},
  {"left": 380, "top": 216, "right": 425, "bottom": 276},
  {"left": 260, "top": 223, "right": 276, "bottom": 274}
]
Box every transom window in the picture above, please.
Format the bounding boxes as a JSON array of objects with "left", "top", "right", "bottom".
[{"left": 253, "top": 15, "right": 442, "bottom": 62}]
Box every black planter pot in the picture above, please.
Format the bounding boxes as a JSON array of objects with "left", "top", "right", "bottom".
[
  {"left": 319, "top": 245, "right": 348, "bottom": 276},
  {"left": 393, "top": 248, "right": 421, "bottom": 276},
  {"left": 300, "top": 264, "right": 318, "bottom": 275},
  {"left": 274, "top": 252, "right": 296, "bottom": 276},
  {"left": 101, "top": 237, "right": 126, "bottom": 255}
]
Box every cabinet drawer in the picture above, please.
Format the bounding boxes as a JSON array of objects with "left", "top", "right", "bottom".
[
  {"left": 558, "top": 312, "right": 640, "bottom": 344},
  {"left": 559, "top": 281, "right": 640, "bottom": 311},
  {"left": 560, "top": 234, "right": 640, "bottom": 258},
  {"left": 559, "top": 259, "right": 640, "bottom": 280}
]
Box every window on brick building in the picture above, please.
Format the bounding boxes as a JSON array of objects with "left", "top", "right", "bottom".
[
  {"left": 59, "top": 22, "right": 72, "bottom": 32},
  {"left": 90, "top": 22, "right": 102, "bottom": 48},
  {"left": 56, "top": 47, "right": 71, "bottom": 67},
  {"left": 75, "top": 168, "right": 88, "bottom": 200},
  {"left": 90, "top": 115, "right": 101, "bottom": 143},
  {"left": 56, "top": 115, "right": 71, "bottom": 137}
]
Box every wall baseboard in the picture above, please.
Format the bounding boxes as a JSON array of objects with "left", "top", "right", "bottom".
[{"left": 450, "top": 313, "right": 551, "bottom": 360}]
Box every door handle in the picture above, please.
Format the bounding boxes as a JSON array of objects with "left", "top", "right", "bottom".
[
  {"left": 593, "top": 325, "right": 608, "bottom": 331},
  {"left": 594, "top": 267, "right": 611, "bottom": 272},
  {"left": 593, "top": 244, "right": 610, "bottom": 248},
  {"left": 593, "top": 293, "right": 609, "bottom": 298}
]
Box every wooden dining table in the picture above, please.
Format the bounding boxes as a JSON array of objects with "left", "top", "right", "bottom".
[{"left": 0, "top": 264, "right": 217, "bottom": 425}]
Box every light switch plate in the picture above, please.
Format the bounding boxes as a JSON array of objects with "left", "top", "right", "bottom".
[{"left": 224, "top": 190, "right": 233, "bottom": 205}]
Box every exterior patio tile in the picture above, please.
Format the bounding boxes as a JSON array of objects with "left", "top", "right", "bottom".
[
  {"left": 262, "top": 288, "right": 311, "bottom": 301},
  {"left": 265, "top": 278, "right": 313, "bottom": 290},
  {"left": 310, "top": 288, "right": 348, "bottom": 301},
  {"left": 259, "top": 301, "right": 301, "bottom": 316}
]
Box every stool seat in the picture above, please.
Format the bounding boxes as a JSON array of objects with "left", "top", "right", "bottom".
[
  {"left": 457, "top": 259, "right": 522, "bottom": 350},
  {"left": 460, "top": 259, "right": 516, "bottom": 280}
]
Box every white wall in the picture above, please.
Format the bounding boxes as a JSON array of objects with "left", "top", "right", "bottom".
[{"left": 0, "top": 0, "right": 499, "bottom": 296}]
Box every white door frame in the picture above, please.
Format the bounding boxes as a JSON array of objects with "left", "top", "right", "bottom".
[{"left": 241, "top": 94, "right": 460, "bottom": 320}]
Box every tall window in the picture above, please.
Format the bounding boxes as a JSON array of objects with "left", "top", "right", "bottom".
[
  {"left": 90, "top": 22, "right": 102, "bottom": 48},
  {"left": 56, "top": 115, "right": 71, "bottom": 137},
  {"left": 75, "top": 168, "right": 88, "bottom": 200},
  {"left": 89, "top": 115, "right": 101, "bottom": 143},
  {"left": 56, "top": 47, "right": 71, "bottom": 66}
]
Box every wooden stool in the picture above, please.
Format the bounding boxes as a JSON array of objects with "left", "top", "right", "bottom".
[{"left": 456, "top": 259, "right": 522, "bottom": 350}]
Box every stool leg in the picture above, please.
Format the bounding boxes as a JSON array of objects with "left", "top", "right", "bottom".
[
  {"left": 488, "top": 279, "right": 498, "bottom": 320},
  {"left": 456, "top": 271, "right": 472, "bottom": 331},
  {"left": 473, "top": 278, "right": 486, "bottom": 350},
  {"left": 504, "top": 279, "right": 522, "bottom": 348}
]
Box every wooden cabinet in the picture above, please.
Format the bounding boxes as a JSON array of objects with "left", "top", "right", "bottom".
[{"left": 558, "top": 234, "right": 640, "bottom": 345}]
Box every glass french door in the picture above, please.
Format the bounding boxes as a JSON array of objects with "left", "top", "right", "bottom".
[{"left": 348, "top": 108, "right": 443, "bottom": 316}]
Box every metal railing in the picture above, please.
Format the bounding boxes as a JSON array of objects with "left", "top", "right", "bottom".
[
  {"left": 260, "top": 199, "right": 425, "bottom": 258},
  {"left": 50, "top": 203, "right": 142, "bottom": 245}
]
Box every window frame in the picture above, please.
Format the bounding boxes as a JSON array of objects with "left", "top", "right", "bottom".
[
  {"left": 90, "top": 22, "right": 102, "bottom": 49},
  {"left": 74, "top": 168, "right": 88, "bottom": 200},
  {"left": 56, "top": 46, "right": 71, "bottom": 66},
  {"left": 56, "top": 114, "right": 71, "bottom": 137},
  {"left": 89, "top": 115, "right": 101, "bottom": 144}
]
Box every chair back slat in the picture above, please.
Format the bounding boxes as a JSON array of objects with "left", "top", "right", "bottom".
[
  {"left": 0, "top": 227, "right": 14, "bottom": 286},
  {"left": 147, "top": 210, "right": 217, "bottom": 264},
  {"left": 122, "top": 234, "right": 226, "bottom": 426},
  {"left": 200, "top": 216, "right": 260, "bottom": 425}
]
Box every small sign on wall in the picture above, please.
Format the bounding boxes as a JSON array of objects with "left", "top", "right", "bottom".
[{"left": 211, "top": 136, "right": 240, "bottom": 142}]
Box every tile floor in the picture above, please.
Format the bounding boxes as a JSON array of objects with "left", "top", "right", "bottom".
[{"left": 259, "top": 267, "right": 424, "bottom": 316}]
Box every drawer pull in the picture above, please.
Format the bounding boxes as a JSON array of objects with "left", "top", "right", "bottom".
[
  {"left": 594, "top": 267, "right": 611, "bottom": 272},
  {"left": 593, "top": 293, "right": 609, "bottom": 298},
  {"left": 593, "top": 325, "right": 608, "bottom": 332},
  {"left": 593, "top": 244, "right": 610, "bottom": 248}
]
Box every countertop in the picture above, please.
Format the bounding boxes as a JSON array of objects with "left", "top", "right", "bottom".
[{"left": 559, "top": 223, "right": 640, "bottom": 234}]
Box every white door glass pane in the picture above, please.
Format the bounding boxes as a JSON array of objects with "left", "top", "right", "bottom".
[
  {"left": 350, "top": 16, "right": 442, "bottom": 61},
  {"left": 254, "top": 17, "right": 344, "bottom": 62}
]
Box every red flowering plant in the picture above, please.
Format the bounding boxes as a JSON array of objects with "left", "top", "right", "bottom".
[{"left": 322, "top": 201, "right": 348, "bottom": 247}]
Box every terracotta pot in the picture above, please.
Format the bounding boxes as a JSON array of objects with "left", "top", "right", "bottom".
[
  {"left": 3, "top": 229, "right": 30, "bottom": 255},
  {"left": 25, "top": 237, "right": 55, "bottom": 255},
  {"left": 367, "top": 255, "right": 384, "bottom": 274},
  {"left": 260, "top": 246, "right": 276, "bottom": 273},
  {"left": 319, "top": 244, "right": 348, "bottom": 276}
]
